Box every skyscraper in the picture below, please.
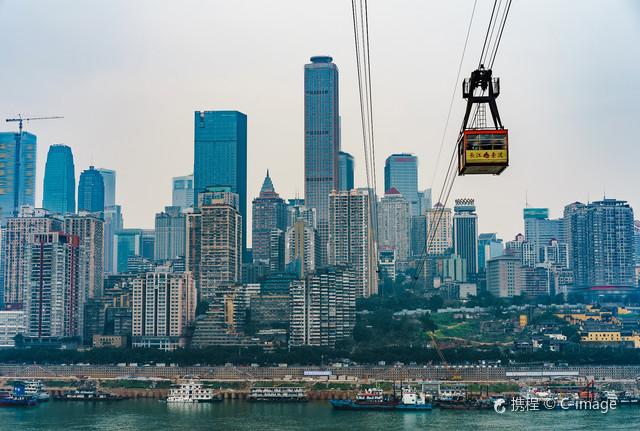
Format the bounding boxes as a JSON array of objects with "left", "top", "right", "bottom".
[
  {"left": 566, "top": 199, "right": 635, "bottom": 287},
  {"left": 252, "top": 171, "right": 287, "bottom": 265},
  {"left": 453, "top": 198, "right": 479, "bottom": 278},
  {"left": 42, "top": 144, "right": 75, "bottom": 214},
  {"left": 478, "top": 233, "right": 504, "bottom": 272},
  {"left": 304, "top": 56, "right": 340, "bottom": 266},
  {"left": 338, "top": 151, "right": 354, "bottom": 191},
  {"left": 103, "top": 204, "right": 123, "bottom": 274},
  {"left": 96, "top": 168, "right": 116, "bottom": 208},
  {"left": 0, "top": 131, "right": 37, "bottom": 221},
  {"left": 384, "top": 154, "right": 419, "bottom": 216},
  {"left": 426, "top": 203, "right": 452, "bottom": 255},
  {"left": 114, "top": 229, "right": 143, "bottom": 274},
  {"left": 523, "top": 207, "right": 564, "bottom": 263},
  {"left": 378, "top": 188, "right": 411, "bottom": 262},
  {"left": 154, "top": 206, "right": 186, "bottom": 261},
  {"left": 172, "top": 174, "right": 194, "bottom": 209},
  {"left": 78, "top": 166, "right": 105, "bottom": 213},
  {"left": 285, "top": 219, "right": 319, "bottom": 278},
  {"left": 328, "top": 189, "right": 378, "bottom": 298},
  {"left": 193, "top": 111, "right": 247, "bottom": 254},
  {"left": 64, "top": 213, "right": 104, "bottom": 299}
]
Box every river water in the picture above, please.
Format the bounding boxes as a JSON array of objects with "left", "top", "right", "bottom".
[{"left": 1, "top": 399, "right": 638, "bottom": 430}]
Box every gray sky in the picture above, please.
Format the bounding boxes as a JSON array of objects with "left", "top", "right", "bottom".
[{"left": 2, "top": 0, "right": 639, "bottom": 242}]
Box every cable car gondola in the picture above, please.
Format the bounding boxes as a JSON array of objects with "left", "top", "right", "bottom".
[{"left": 457, "top": 66, "right": 508, "bottom": 175}]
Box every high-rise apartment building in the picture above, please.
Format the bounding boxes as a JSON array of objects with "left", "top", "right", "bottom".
[
  {"left": 1, "top": 208, "right": 63, "bottom": 305},
  {"left": 252, "top": 171, "right": 287, "bottom": 264},
  {"left": 96, "top": 168, "right": 116, "bottom": 208},
  {"left": 304, "top": 56, "right": 340, "bottom": 266},
  {"left": 172, "top": 174, "right": 194, "bottom": 209},
  {"left": 328, "top": 189, "right": 378, "bottom": 297},
  {"left": 103, "top": 204, "right": 123, "bottom": 274},
  {"left": 523, "top": 207, "right": 564, "bottom": 263},
  {"left": 64, "top": 213, "right": 104, "bottom": 299},
  {"left": 26, "top": 232, "right": 84, "bottom": 339},
  {"left": 378, "top": 188, "right": 411, "bottom": 262},
  {"left": 426, "top": 203, "right": 452, "bottom": 255},
  {"left": 193, "top": 111, "right": 247, "bottom": 254},
  {"left": 77, "top": 166, "right": 105, "bottom": 213},
  {"left": 285, "top": 220, "right": 319, "bottom": 278},
  {"left": 42, "top": 144, "right": 75, "bottom": 214},
  {"left": 0, "top": 131, "right": 37, "bottom": 221},
  {"left": 154, "top": 206, "right": 186, "bottom": 261},
  {"left": 131, "top": 269, "right": 196, "bottom": 350},
  {"left": 384, "top": 154, "right": 419, "bottom": 216},
  {"left": 486, "top": 255, "right": 523, "bottom": 298},
  {"left": 338, "top": 151, "right": 354, "bottom": 191},
  {"left": 453, "top": 198, "right": 479, "bottom": 278}
]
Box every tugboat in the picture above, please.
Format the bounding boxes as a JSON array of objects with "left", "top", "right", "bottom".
[
  {"left": 0, "top": 384, "right": 38, "bottom": 407},
  {"left": 395, "top": 387, "right": 433, "bottom": 411},
  {"left": 23, "top": 380, "right": 50, "bottom": 402},
  {"left": 248, "top": 386, "right": 307, "bottom": 402},
  {"left": 330, "top": 388, "right": 398, "bottom": 410},
  {"left": 166, "top": 379, "right": 222, "bottom": 403}
]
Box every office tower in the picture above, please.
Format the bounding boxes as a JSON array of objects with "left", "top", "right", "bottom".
[
  {"left": 486, "top": 255, "right": 524, "bottom": 298},
  {"left": 96, "top": 168, "right": 116, "bottom": 208},
  {"left": 269, "top": 228, "right": 285, "bottom": 273},
  {"left": 114, "top": 229, "right": 143, "bottom": 273},
  {"left": 0, "top": 131, "right": 37, "bottom": 221},
  {"left": 289, "top": 266, "right": 356, "bottom": 347},
  {"left": 252, "top": 171, "right": 287, "bottom": 264},
  {"left": 141, "top": 229, "right": 155, "bottom": 261},
  {"left": 505, "top": 233, "right": 525, "bottom": 259},
  {"left": 566, "top": 199, "right": 635, "bottom": 287},
  {"left": 42, "top": 144, "right": 75, "bottom": 214},
  {"left": 338, "top": 151, "right": 354, "bottom": 191},
  {"left": 26, "top": 232, "right": 84, "bottom": 339},
  {"left": 0, "top": 310, "right": 26, "bottom": 347},
  {"left": 78, "top": 166, "right": 105, "bottom": 213},
  {"left": 154, "top": 206, "right": 186, "bottom": 261},
  {"left": 64, "top": 213, "right": 104, "bottom": 299},
  {"left": 287, "top": 203, "right": 316, "bottom": 230},
  {"left": 192, "top": 187, "right": 242, "bottom": 297},
  {"left": 523, "top": 208, "right": 564, "bottom": 263},
  {"left": 541, "top": 239, "right": 569, "bottom": 268},
  {"left": 426, "top": 203, "right": 453, "bottom": 255},
  {"left": 378, "top": 188, "right": 411, "bottom": 262},
  {"left": 131, "top": 269, "right": 196, "bottom": 350},
  {"left": 418, "top": 189, "right": 433, "bottom": 214},
  {"left": 1, "top": 208, "right": 63, "bottom": 305},
  {"left": 384, "top": 153, "right": 419, "bottom": 216},
  {"left": 304, "top": 56, "right": 340, "bottom": 266},
  {"left": 193, "top": 111, "right": 247, "bottom": 254},
  {"left": 328, "top": 189, "right": 378, "bottom": 297},
  {"left": 378, "top": 249, "right": 397, "bottom": 281},
  {"left": 172, "top": 174, "right": 194, "bottom": 209},
  {"left": 285, "top": 220, "right": 319, "bottom": 278},
  {"left": 103, "top": 204, "right": 123, "bottom": 274},
  {"left": 478, "top": 233, "right": 504, "bottom": 272},
  {"left": 453, "top": 198, "right": 479, "bottom": 278},
  {"left": 635, "top": 220, "right": 640, "bottom": 265}
]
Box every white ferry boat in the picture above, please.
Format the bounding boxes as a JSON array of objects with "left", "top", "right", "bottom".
[
  {"left": 166, "top": 380, "right": 221, "bottom": 403},
  {"left": 23, "top": 380, "right": 50, "bottom": 402},
  {"left": 248, "top": 387, "right": 307, "bottom": 402}
]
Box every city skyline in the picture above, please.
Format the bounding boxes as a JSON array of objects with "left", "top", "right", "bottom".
[{"left": 1, "top": 1, "right": 639, "bottom": 243}]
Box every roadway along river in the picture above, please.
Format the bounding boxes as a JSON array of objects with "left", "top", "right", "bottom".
[{"left": 1, "top": 399, "right": 639, "bottom": 430}]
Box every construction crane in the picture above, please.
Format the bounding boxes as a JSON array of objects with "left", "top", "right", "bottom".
[
  {"left": 428, "top": 331, "right": 462, "bottom": 381},
  {"left": 4, "top": 114, "right": 63, "bottom": 217}
]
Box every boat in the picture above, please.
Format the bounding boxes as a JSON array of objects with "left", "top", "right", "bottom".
[
  {"left": 23, "top": 380, "right": 50, "bottom": 402},
  {"left": 330, "top": 388, "right": 398, "bottom": 410},
  {"left": 0, "top": 384, "right": 38, "bottom": 407},
  {"left": 166, "top": 380, "right": 222, "bottom": 403},
  {"left": 394, "top": 387, "right": 432, "bottom": 411},
  {"left": 248, "top": 386, "right": 307, "bottom": 402},
  {"left": 55, "top": 388, "right": 128, "bottom": 401},
  {"left": 619, "top": 392, "right": 640, "bottom": 406}
]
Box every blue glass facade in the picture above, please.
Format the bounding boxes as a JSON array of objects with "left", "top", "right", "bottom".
[
  {"left": 304, "top": 56, "right": 339, "bottom": 265},
  {"left": 338, "top": 151, "right": 354, "bottom": 191},
  {"left": 384, "top": 153, "right": 419, "bottom": 216},
  {"left": 78, "top": 166, "right": 105, "bottom": 213},
  {"left": 194, "top": 111, "right": 247, "bottom": 253},
  {"left": 0, "top": 132, "right": 37, "bottom": 221},
  {"left": 97, "top": 168, "right": 116, "bottom": 207},
  {"left": 43, "top": 144, "right": 76, "bottom": 214}
]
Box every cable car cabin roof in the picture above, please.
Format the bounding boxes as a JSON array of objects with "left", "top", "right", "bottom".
[{"left": 458, "top": 129, "right": 508, "bottom": 175}]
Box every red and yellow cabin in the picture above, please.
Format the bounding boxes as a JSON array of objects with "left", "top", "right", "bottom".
[{"left": 458, "top": 129, "right": 508, "bottom": 175}]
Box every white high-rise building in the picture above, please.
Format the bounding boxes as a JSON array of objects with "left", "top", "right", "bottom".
[
  {"left": 285, "top": 220, "right": 318, "bottom": 277},
  {"left": 0, "top": 310, "right": 26, "bottom": 347},
  {"left": 378, "top": 188, "right": 411, "bottom": 263},
  {"left": 426, "top": 203, "right": 452, "bottom": 255},
  {"left": 154, "top": 206, "right": 187, "bottom": 261},
  {"left": 172, "top": 174, "right": 194, "bottom": 209}
]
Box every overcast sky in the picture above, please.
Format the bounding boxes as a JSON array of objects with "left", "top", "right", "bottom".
[{"left": 2, "top": 0, "right": 639, "bottom": 241}]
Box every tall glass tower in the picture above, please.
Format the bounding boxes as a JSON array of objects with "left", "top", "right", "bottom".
[
  {"left": 97, "top": 168, "right": 116, "bottom": 207},
  {"left": 338, "top": 151, "right": 354, "bottom": 191},
  {"left": 453, "top": 198, "right": 479, "bottom": 280},
  {"left": 43, "top": 144, "right": 76, "bottom": 214},
  {"left": 78, "top": 166, "right": 105, "bottom": 213},
  {"left": 304, "top": 55, "right": 340, "bottom": 266},
  {"left": 193, "top": 111, "right": 247, "bottom": 254},
  {"left": 0, "top": 131, "right": 37, "bottom": 221},
  {"left": 384, "top": 153, "right": 419, "bottom": 216}
]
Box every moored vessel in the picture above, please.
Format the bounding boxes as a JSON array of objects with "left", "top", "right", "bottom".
[
  {"left": 248, "top": 386, "right": 307, "bottom": 402},
  {"left": 166, "top": 379, "right": 222, "bottom": 403},
  {"left": 0, "top": 384, "right": 38, "bottom": 407}
]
